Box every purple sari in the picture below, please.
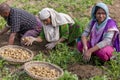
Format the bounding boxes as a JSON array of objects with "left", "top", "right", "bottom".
[{"left": 90, "top": 19, "right": 120, "bottom": 52}]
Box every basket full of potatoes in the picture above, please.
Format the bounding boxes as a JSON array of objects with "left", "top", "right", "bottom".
[
  {"left": 24, "top": 61, "right": 63, "bottom": 80},
  {"left": 0, "top": 45, "right": 34, "bottom": 64}
]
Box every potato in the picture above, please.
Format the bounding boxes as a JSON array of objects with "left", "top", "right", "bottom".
[
  {"left": 22, "top": 37, "right": 31, "bottom": 42},
  {"left": 0, "top": 47, "right": 31, "bottom": 60},
  {"left": 28, "top": 66, "right": 59, "bottom": 78}
]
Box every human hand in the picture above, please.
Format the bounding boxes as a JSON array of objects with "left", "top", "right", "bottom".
[
  {"left": 83, "top": 46, "right": 88, "bottom": 53},
  {"left": 45, "top": 42, "right": 56, "bottom": 50},
  {"left": 22, "top": 36, "right": 37, "bottom": 46},
  {"left": 82, "top": 49, "right": 92, "bottom": 63},
  {"left": 82, "top": 46, "right": 88, "bottom": 57}
]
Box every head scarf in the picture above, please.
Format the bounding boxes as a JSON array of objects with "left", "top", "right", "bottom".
[
  {"left": 39, "top": 8, "right": 74, "bottom": 27},
  {"left": 91, "top": 2, "right": 109, "bottom": 19},
  {"left": 91, "top": 2, "right": 111, "bottom": 29}
]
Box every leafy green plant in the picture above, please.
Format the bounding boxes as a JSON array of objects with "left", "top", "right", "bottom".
[
  {"left": 100, "top": 52, "right": 120, "bottom": 80},
  {"left": 104, "top": 60, "right": 120, "bottom": 79},
  {"left": 103, "top": 0, "right": 114, "bottom": 4},
  {"left": 2, "top": 74, "right": 13, "bottom": 80},
  {"left": 33, "top": 51, "right": 44, "bottom": 61},
  {"left": 0, "top": 17, "right": 6, "bottom": 29},
  {"left": 0, "top": 67, "right": 10, "bottom": 80},
  {"left": 11, "top": 72, "right": 33, "bottom": 80},
  {"left": 45, "top": 43, "right": 82, "bottom": 69},
  {"left": 90, "top": 75, "right": 108, "bottom": 80},
  {"left": 0, "top": 0, "right": 7, "bottom": 3},
  {"left": 0, "top": 59, "right": 4, "bottom": 68},
  {"left": 0, "top": 59, "right": 6, "bottom": 68},
  {"left": 58, "top": 70, "right": 78, "bottom": 80}
]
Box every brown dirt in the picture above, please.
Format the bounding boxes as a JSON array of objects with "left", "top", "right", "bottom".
[
  {"left": 68, "top": 63, "right": 104, "bottom": 79},
  {"left": 0, "top": 33, "right": 47, "bottom": 55}
]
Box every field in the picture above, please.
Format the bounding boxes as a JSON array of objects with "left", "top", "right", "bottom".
[{"left": 0, "top": 0, "right": 120, "bottom": 80}]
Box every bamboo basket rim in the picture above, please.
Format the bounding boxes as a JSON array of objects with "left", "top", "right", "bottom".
[
  {"left": 24, "top": 61, "right": 64, "bottom": 80},
  {"left": 0, "top": 45, "right": 34, "bottom": 64}
]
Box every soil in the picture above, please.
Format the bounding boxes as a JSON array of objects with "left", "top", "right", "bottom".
[
  {"left": 0, "top": 0, "right": 120, "bottom": 79},
  {"left": 67, "top": 63, "right": 104, "bottom": 79},
  {"left": 0, "top": 33, "right": 47, "bottom": 55}
]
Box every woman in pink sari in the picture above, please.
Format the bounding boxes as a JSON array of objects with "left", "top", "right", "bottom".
[{"left": 77, "top": 2, "right": 119, "bottom": 62}]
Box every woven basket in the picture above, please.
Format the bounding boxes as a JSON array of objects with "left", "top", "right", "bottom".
[
  {"left": 24, "top": 61, "right": 64, "bottom": 80},
  {"left": 0, "top": 45, "right": 34, "bottom": 64}
]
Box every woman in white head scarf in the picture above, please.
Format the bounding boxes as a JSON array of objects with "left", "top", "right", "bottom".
[
  {"left": 38, "top": 8, "right": 81, "bottom": 49},
  {"left": 26, "top": 8, "right": 81, "bottom": 49}
]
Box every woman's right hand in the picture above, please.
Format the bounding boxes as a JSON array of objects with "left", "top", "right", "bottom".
[
  {"left": 82, "top": 49, "right": 92, "bottom": 63},
  {"left": 82, "top": 46, "right": 89, "bottom": 62},
  {"left": 81, "top": 36, "right": 88, "bottom": 55}
]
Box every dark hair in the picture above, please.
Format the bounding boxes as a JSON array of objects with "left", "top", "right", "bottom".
[
  {"left": 94, "top": 6, "right": 101, "bottom": 15},
  {"left": 0, "top": 3, "right": 10, "bottom": 14}
]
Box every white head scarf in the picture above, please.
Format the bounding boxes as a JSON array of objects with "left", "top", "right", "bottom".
[
  {"left": 39, "top": 8, "right": 74, "bottom": 42},
  {"left": 39, "top": 8, "right": 74, "bottom": 27}
]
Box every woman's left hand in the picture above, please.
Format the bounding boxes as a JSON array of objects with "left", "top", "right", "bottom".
[
  {"left": 82, "top": 49, "right": 92, "bottom": 62},
  {"left": 45, "top": 42, "right": 56, "bottom": 49}
]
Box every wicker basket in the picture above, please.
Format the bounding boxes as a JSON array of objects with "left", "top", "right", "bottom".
[
  {"left": 24, "top": 61, "right": 64, "bottom": 80},
  {"left": 0, "top": 45, "right": 34, "bottom": 64}
]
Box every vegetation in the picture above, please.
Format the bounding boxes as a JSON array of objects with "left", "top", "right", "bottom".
[{"left": 0, "top": 0, "right": 120, "bottom": 80}]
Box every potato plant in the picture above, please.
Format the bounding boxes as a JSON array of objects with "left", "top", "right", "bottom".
[
  {"left": 45, "top": 43, "right": 82, "bottom": 70},
  {"left": 58, "top": 70, "right": 78, "bottom": 80},
  {"left": 0, "top": 0, "right": 119, "bottom": 80}
]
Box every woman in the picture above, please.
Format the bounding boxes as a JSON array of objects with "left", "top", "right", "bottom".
[
  {"left": 77, "top": 2, "right": 120, "bottom": 62},
  {"left": 25, "top": 8, "right": 81, "bottom": 49}
]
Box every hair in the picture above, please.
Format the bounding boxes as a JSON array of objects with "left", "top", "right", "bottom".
[
  {"left": 94, "top": 6, "right": 101, "bottom": 15},
  {"left": 0, "top": 3, "right": 10, "bottom": 14}
]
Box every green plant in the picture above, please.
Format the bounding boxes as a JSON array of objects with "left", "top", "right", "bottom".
[
  {"left": 90, "top": 75, "right": 108, "bottom": 80},
  {"left": 11, "top": 72, "right": 33, "bottom": 80},
  {"left": 104, "top": 60, "right": 120, "bottom": 79},
  {"left": 0, "top": 0, "right": 7, "bottom": 3},
  {"left": 0, "top": 59, "right": 6, "bottom": 68},
  {"left": 58, "top": 70, "right": 78, "bottom": 80},
  {"left": 45, "top": 43, "right": 82, "bottom": 69},
  {"left": 0, "top": 67, "right": 10, "bottom": 79},
  {"left": 103, "top": 0, "right": 114, "bottom": 4},
  {"left": 33, "top": 51, "right": 47, "bottom": 62},
  {"left": 0, "top": 17, "right": 6, "bottom": 29}
]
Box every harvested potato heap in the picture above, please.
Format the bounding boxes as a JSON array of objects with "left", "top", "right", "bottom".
[
  {"left": 29, "top": 66, "right": 60, "bottom": 78},
  {"left": 0, "top": 48, "right": 31, "bottom": 60}
]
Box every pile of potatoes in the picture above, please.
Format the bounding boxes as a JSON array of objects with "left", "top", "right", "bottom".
[
  {"left": 0, "top": 48, "right": 31, "bottom": 60},
  {"left": 28, "top": 66, "right": 60, "bottom": 78}
]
